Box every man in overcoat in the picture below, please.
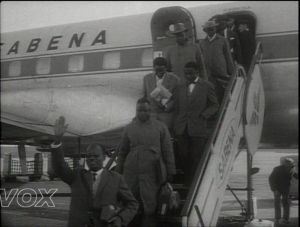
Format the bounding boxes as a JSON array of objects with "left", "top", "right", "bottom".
[
  {"left": 115, "top": 97, "right": 176, "bottom": 227},
  {"left": 51, "top": 116, "right": 139, "bottom": 227},
  {"left": 269, "top": 158, "right": 298, "bottom": 225},
  {"left": 211, "top": 14, "right": 242, "bottom": 65},
  {"left": 174, "top": 62, "right": 219, "bottom": 183},
  {"left": 166, "top": 23, "right": 207, "bottom": 81},
  {"left": 200, "top": 20, "right": 234, "bottom": 104},
  {"left": 142, "top": 57, "right": 179, "bottom": 136}
]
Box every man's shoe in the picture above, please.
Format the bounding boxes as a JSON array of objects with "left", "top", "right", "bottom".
[{"left": 282, "top": 219, "right": 290, "bottom": 224}]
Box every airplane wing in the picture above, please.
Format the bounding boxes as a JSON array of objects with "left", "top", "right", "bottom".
[{"left": 1, "top": 120, "right": 126, "bottom": 155}]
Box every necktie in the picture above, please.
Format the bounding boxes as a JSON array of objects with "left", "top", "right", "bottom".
[{"left": 92, "top": 172, "right": 97, "bottom": 182}]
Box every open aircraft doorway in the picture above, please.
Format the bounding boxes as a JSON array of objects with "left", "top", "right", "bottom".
[{"left": 151, "top": 6, "right": 196, "bottom": 58}]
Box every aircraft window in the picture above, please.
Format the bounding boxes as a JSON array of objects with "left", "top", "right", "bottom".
[
  {"left": 68, "top": 55, "right": 84, "bottom": 72},
  {"left": 9, "top": 61, "right": 21, "bottom": 77},
  {"left": 103, "top": 51, "right": 121, "bottom": 69},
  {"left": 36, "top": 58, "right": 51, "bottom": 74},
  {"left": 141, "top": 48, "right": 153, "bottom": 67}
]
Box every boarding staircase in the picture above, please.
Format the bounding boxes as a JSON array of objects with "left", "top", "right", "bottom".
[
  {"left": 156, "top": 42, "right": 264, "bottom": 227},
  {"left": 104, "top": 40, "right": 264, "bottom": 226},
  {"left": 158, "top": 64, "right": 247, "bottom": 227}
]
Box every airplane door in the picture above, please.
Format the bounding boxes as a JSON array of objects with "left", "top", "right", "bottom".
[{"left": 151, "top": 6, "right": 196, "bottom": 58}]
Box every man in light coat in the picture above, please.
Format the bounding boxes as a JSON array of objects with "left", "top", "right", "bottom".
[
  {"left": 115, "top": 97, "right": 176, "bottom": 227},
  {"left": 200, "top": 20, "right": 234, "bottom": 104},
  {"left": 142, "top": 57, "right": 179, "bottom": 136},
  {"left": 211, "top": 14, "right": 242, "bottom": 65},
  {"left": 166, "top": 23, "right": 207, "bottom": 81},
  {"left": 51, "top": 116, "right": 139, "bottom": 227}
]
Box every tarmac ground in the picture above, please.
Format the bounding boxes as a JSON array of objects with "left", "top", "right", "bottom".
[{"left": 1, "top": 149, "right": 298, "bottom": 227}]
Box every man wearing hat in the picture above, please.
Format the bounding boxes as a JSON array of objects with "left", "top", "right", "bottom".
[
  {"left": 237, "top": 20, "right": 256, "bottom": 73},
  {"left": 227, "top": 15, "right": 237, "bottom": 32},
  {"left": 211, "top": 14, "right": 242, "bottom": 65},
  {"left": 200, "top": 20, "right": 234, "bottom": 104},
  {"left": 269, "top": 157, "right": 298, "bottom": 225},
  {"left": 166, "top": 23, "right": 207, "bottom": 81}
]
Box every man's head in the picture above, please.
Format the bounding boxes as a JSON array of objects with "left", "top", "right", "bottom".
[
  {"left": 184, "top": 62, "right": 199, "bottom": 82},
  {"left": 171, "top": 23, "right": 189, "bottom": 45},
  {"left": 227, "top": 15, "right": 235, "bottom": 27},
  {"left": 284, "top": 158, "right": 295, "bottom": 172},
  {"left": 202, "top": 21, "right": 218, "bottom": 38},
  {"left": 238, "top": 20, "right": 250, "bottom": 32},
  {"left": 153, "top": 57, "right": 167, "bottom": 78},
  {"left": 86, "top": 143, "right": 106, "bottom": 172},
  {"left": 215, "top": 14, "right": 228, "bottom": 31},
  {"left": 136, "top": 97, "right": 151, "bottom": 122}
]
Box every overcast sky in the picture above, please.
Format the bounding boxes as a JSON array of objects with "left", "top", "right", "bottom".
[{"left": 1, "top": 1, "right": 228, "bottom": 33}]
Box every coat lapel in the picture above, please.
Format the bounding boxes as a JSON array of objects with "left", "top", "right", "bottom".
[
  {"left": 189, "top": 79, "right": 203, "bottom": 104},
  {"left": 161, "top": 73, "right": 171, "bottom": 89},
  {"left": 150, "top": 73, "right": 157, "bottom": 91},
  {"left": 82, "top": 170, "right": 93, "bottom": 194},
  {"left": 94, "top": 169, "right": 109, "bottom": 197}
]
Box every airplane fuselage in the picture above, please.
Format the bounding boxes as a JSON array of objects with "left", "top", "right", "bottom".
[{"left": 1, "top": 1, "right": 298, "bottom": 148}]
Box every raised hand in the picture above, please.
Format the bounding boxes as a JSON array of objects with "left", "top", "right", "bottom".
[{"left": 54, "top": 115, "right": 68, "bottom": 137}]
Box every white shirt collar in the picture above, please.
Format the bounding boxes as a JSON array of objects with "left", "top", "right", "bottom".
[
  {"left": 188, "top": 77, "right": 199, "bottom": 92},
  {"left": 86, "top": 166, "right": 103, "bottom": 176},
  {"left": 91, "top": 168, "right": 103, "bottom": 181},
  {"left": 207, "top": 33, "right": 217, "bottom": 42},
  {"left": 156, "top": 73, "right": 165, "bottom": 84}
]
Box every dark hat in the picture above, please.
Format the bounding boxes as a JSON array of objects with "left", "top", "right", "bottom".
[
  {"left": 170, "top": 23, "right": 188, "bottom": 34},
  {"left": 202, "top": 20, "right": 219, "bottom": 31},
  {"left": 209, "top": 14, "right": 228, "bottom": 22},
  {"left": 238, "top": 20, "right": 250, "bottom": 25},
  {"left": 227, "top": 15, "right": 235, "bottom": 20},
  {"left": 215, "top": 14, "right": 228, "bottom": 22},
  {"left": 285, "top": 158, "right": 295, "bottom": 165}
]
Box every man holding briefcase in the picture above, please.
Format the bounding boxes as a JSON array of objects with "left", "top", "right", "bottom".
[{"left": 116, "top": 97, "right": 176, "bottom": 227}]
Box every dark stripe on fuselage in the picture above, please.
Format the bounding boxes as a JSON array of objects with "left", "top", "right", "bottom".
[
  {"left": 1, "top": 32, "right": 298, "bottom": 79},
  {"left": 1, "top": 47, "right": 151, "bottom": 78},
  {"left": 256, "top": 33, "right": 298, "bottom": 60}
]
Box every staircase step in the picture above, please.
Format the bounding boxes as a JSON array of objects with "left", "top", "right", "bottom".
[{"left": 158, "top": 216, "right": 182, "bottom": 227}]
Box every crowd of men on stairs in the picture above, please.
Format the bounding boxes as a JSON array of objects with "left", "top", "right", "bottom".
[{"left": 50, "top": 14, "right": 257, "bottom": 227}]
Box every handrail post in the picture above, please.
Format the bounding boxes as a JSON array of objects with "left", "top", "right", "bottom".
[
  {"left": 104, "top": 144, "right": 120, "bottom": 169},
  {"left": 195, "top": 205, "right": 205, "bottom": 227}
]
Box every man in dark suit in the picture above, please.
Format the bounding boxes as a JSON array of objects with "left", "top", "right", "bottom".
[
  {"left": 174, "top": 62, "right": 219, "bottom": 183},
  {"left": 269, "top": 158, "right": 298, "bottom": 225},
  {"left": 237, "top": 20, "right": 256, "bottom": 73},
  {"left": 227, "top": 15, "right": 237, "bottom": 33},
  {"left": 142, "top": 57, "right": 179, "bottom": 136},
  {"left": 213, "top": 14, "right": 242, "bottom": 65},
  {"left": 51, "top": 116, "right": 139, "bottom": 227}
]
